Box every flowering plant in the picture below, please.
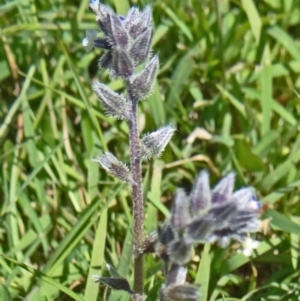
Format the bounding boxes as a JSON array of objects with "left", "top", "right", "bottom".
[{"left": 82, "top": 1, "right": 262, "bottom": 300}]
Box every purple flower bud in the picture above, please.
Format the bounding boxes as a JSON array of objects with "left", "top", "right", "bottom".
[
  {"left": 128, "top": 55, "right": 159, "bottom": 101},
  {"left": 129, "top": 28, "right": 153, "bottom": 66},
  {"left": 158, "top": 224, "right": 175, "bottom": 245},
  {"left": 208, "top": 202, "right": 238, "bottom": 230},
  {"left": 124, "top": 6, "right": 153, "bottom": 40},
  {"left": 170, "top": 189, "right": 191, "bottom": 230},
  {"left": 187, "top": 216, "right": 215, "bottom": 242},
  {"left": 190, "top": 170, "right": 211, "bottom": 215},
  {"left": 168, "top": 237, "right": 192, "bottom": 265},
  {"left": 96, "top": 4, "right": 115, "bottom": 36},
  {"left": 184, "top": 171, "right": 262, "bottom": 248},
  {"left": 141, "top": 125, "right": 176, "bottom": 160},
  {"left": 111, "top": 49, "right": 134, "bottom": 78},
  {"left": 232, "top": 188, "right": 261, "bottom": 211},
  {"left": 92, "top": 80, "right": 129, "bottom": 120},
  {"left": 93, "top": 152, "right": 135, "bottom": 185},
  {"left": 212, "top": 172, "right": 235, "bottom": 203},
  {"left": 107, "top": 13, "right": 129, "bottom": 48}
]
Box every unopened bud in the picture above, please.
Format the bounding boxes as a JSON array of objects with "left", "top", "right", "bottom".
[
  {"left": 208, "top": 202, "right": 237, "bottom": 230},
  {"left": 141, "top": 125, "right": 176, "bottom": 160},
  {"left": 124, "top": 6, "right": 153, "bottom": 40},
  {"left": 168, "top": 238, "right": 192, "bottom": 266},
  {"left": 111, "top": 49, "right": 134, "bottom": 78},
  {"left": 129, "top": 55, "right": 159, "bottom": 101},
  {"left": 212, "top": 172, "right": 235, "bottom": 203},
  {"left": 95, "top": 3, "right": 115, "bottom": 36},
  {"left": 108, "top": 13, "right": 129, "bottom": 48},
  {"left": 190, "top": 170, "right": 211, "bottom": 215},
  {"left": 187, "top": 216, "right": 215, "bottom": 242},
  {"left": 92, "top": 80, "right": 129, "bottom": 120},
  {"left": 93, "top": 152, "right": 135, "bottom": 185},
  {"left": 170, "top": 189, "right": 190, "bottom": 230},
  {"left": 129, "top": 28, "right": 153, "bottom": 66}
]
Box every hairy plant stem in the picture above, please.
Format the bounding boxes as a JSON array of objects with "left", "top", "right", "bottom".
[{"left": 127, "top": 83, "right": 144, "bottom": 295}]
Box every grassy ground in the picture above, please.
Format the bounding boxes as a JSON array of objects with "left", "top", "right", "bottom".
[{"left": 1, "top": 0, "right": 300, "bottom": 300}]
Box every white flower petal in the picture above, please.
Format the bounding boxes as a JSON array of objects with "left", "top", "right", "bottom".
[
  {"left": 242, "top": 248, "right": 252, "bottom": 257},
  {"left": 86, "top": 43, "right": 94, "bottom": 52},
  {"left": 86, "top": 29, "right": 98, "bottom": 39},
  {"left": 82, "top": 30, "right": 98, "bottom": 52},
  {"left": 238, "top": 237, "right": 260, "bottom": 257},
  {"left": 82, "top": 37, "right": 88, "bottom": 47}
]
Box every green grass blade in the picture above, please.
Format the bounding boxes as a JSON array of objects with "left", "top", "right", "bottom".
[
  {"left": 266, "top": 210, "right": 300, "bottom": 236},
  {"left": 260, "top": 45, "right": 272, "bottom": 136},
  {"left": 268, "top": 26, "right": 300, "bottom": 61},
  {"left": 0, "top": 66, "right": 36, "bottom": 143},
  {"left": 1, "top": 255, "right": 85, "bottom": 301},
  {"left": 241, "top": 0, "right": 262, "bottom": 44},
  {"left": 84, "top": 208, "right": 108, "bottom": 301},
  {"left": 197, "top": 243, "right": 211, "bottom": 301},
  {"left": 113, "top": 0, "right": 129, "bottom": 15}
]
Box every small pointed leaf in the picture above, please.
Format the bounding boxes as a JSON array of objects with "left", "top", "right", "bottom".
[{"left": 92, "top": 275, "right": 134, "bottom": 294}]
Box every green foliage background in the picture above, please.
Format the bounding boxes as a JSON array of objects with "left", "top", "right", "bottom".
[{"left": 1, "top": 0, "right": 300, "bottom": 300}]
